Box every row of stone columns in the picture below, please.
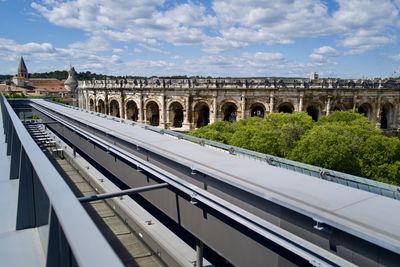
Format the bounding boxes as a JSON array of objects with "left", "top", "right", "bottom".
[{"left": 78, "top": 89, "right": 397, "bottom": 129}]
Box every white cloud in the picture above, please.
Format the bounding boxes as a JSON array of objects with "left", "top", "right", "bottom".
[
  {"left": 310, "top": 45, "right": 338, "bottom": 62},
  {"left": 341, "top": 30, "right": 394, "bottom": 54},
  {"left": 30, "top": 0, "right": 400, "bottom": 56},
  {"left": 212, "top": 0, "right": 331, "bottom": 45},
  {"left": 69, "top": 36, "right": 111, "bottom": 52},
  {"left": 138, "top": 44, "right": 170, "bottom": 55},
  {"left": 313, "top": 46, "right": 338, "bottom": 56},
  {"left": 202, "top": 36, "right": 247, "bottom": 53},
  {"left": 333, "top": 0, "right": 399, "bottom": 53},
  {"left": 390, "top": 54, "right": 400, "bottom": 61},
  {"left": 0, "top": 38, "right": 55, "bottom": 54}
]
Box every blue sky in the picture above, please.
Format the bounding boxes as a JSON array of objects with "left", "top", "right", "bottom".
[{"left": 0, "top": 0, "right": 400, "bottom": 78}]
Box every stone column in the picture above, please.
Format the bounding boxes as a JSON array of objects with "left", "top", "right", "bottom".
[
  {"left": 85, "top": 89, "right": 89, "bottom": 110},
  {"left": 166, "top": 108, "right": 170, "bottom": 129},
  {"left": 376, "top": 97, "right": 381, "bottom": 128},
  {"left": 94, "top": 89, "right": 97, "bottom": 112},
  {"left": 77, "top": 90, "right": 81, "bottom": 108},
  {"left": 160, "top": 93, "right": 166, "bottom": 128},
  {"left": 352, "top": 96, "right": 357, "bottom": 112},
  {"left": 182, "top": 94, "right": 193, "bottom": 130},
  {"left": 138, "top": 92, "right": 144, "bottom": 123},
  {"left": 326, "top": 96, "right": 331, "bottom": 116},
  {"left": 241, "top": 92, "right": 246, "bottom": 119},
  {"left": 212, "top": 92, "right": 218, "bottom": 123},
  {"left": 105, "top": 90, "right": 109, "bottom": 115},
  {"left": 269, "top": 92, "right": 274, "bottom": 113},
  {"left": 184, "top": 94, "right": 190, "bottom": 126},
  {"left": 298, "top": 92, "right": 304, "bottom": 112},
  {"left": 120, "top": 90, "right": 125, "bottom": 119}
]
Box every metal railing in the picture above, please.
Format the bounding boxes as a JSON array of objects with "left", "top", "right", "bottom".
[
  {"left": 59, "top": 102, "right": 400, "bottom": 200},
  {"left": 0, "top": 94, "right": 123, "bottom": 267},
  {"left": 32, "top": 100, "right": 356, "bottom": 266}
]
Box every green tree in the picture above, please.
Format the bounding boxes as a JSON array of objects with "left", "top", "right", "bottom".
[
  {"left": 190, "top": 121, "right": 237, "bottom": 144},
  {"left": 359, "top": 135, "right": 400, "bottom": 185},
  {"left": 289, "top": 124, "right": 365, "bottom": 175}
]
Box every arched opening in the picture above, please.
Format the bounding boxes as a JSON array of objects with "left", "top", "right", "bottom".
[
  {"left": 380, "top": 103, "right": 394, "bottom": 129},
  {"left": 306, "top": 105, "right": 320, "bottom": 121},
  {"left": 98, "top": 99, "right": 105, "bottom": 114},
  {"left": 169, "top": 102, "right": 184, "bottom": 128},
  {"left": 89, "top": 99, "right": 95, "bottom": 111},
  {"left": 146, "top": 101, "right": 159, "bottom": 126},
  {"left": 251, "top": 104, "right": 265, "bottom": 118},
  {"left": 126, "top": 100, "right": 138, "bottom": 121},
  {"left": 194, "top": 102, "right": 210, "bottom": 128},
  {"left": 221, "top": 102, "right": 238, "bottom": 122},
  {"left": 278, "top": 103, "right": 294, "bottom": 113},
  {"left": 357, "top": 103, "right": 372, "bottom": 120},
  {"left": 109, "top": 100, "right": 120, "bottom": 117}
]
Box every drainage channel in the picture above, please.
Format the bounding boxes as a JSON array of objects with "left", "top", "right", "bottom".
[{"left": 24, "top": 122, "right": 166, "bottom": 267}]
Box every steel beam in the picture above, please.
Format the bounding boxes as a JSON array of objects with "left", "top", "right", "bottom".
[{"left": 78, "top": 183, "right": 168, "bottom": 203}]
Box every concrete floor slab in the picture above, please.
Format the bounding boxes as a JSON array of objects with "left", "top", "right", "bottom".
[{"left": 0, "top": 228, "right": 45, "bottom": 267}]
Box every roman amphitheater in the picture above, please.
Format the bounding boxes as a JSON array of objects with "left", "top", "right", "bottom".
[{"left": 77, "top": 76, "right": 400, "bottom": 131}]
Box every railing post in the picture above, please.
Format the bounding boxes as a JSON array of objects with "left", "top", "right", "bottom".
[
  {"left": 47, "top": 208, "right": 78, "bottom": 267},
  {"left": 16, "top": 146, "right": 50, "bottom": 229},
  {"left": 196, "top": 238, "right": 204, "bottom": 267},
  {"left": 9, "top": 136, "right": 21, "bottom": 180},
  {"left": 4, "top": 114, "right": 10, "bottom": 141},
  {"left": 6, "top": 124, "right": 14, "bottom": 155},
  {"left": 33, "top": 170, "right": 50, "bottom": 227},
  {"left": 16, "top": 147, "right": 36, "bottom": 230}
]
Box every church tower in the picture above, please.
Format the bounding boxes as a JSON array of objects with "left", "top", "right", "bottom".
[
  {"left": 64, "top": 66, "right": 78, "bottom": 92},
  {"left": 17, "top": 56, "right": 28, "bottom": 79}
]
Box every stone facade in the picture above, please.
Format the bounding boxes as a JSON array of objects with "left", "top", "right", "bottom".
[{"left": 77, "top": 77, "right": 400, "bottom": 131}]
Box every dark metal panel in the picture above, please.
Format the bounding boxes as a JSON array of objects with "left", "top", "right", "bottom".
[{"left": 16, "top": 147, "right": 36, "bottom": 230}]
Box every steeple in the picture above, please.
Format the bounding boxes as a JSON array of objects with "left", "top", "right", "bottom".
[{"left": 17, "top": 56, "right": 28, "bottom": 79}]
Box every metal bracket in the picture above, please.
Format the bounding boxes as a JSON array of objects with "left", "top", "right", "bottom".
[{"left": 190, "top": 193, "right": 198, "bottom": 205}]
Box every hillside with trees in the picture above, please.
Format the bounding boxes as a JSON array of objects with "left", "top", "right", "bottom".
[
  {"left": 190, "top": 111, "right": 400, "bottom": 185},
  {"left": 28, "top": 70, "right": 145, "bottom": 81}
]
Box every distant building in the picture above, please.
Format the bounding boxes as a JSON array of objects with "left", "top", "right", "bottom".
[
  {"left": 309, "top": 72, "right": 319, "bottom": 81},
  {"left": 64, "top": 66, "right": 78, "bottom": 93},
  {"left": 4, "top": 57, "right": 77, "bottom": 103}
]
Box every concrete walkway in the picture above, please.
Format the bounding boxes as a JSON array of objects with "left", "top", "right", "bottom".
[{"left": 0, "top": 106, "right": 45, "bottom": 267}]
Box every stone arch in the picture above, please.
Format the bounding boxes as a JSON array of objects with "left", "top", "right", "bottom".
[
  {"left": 126, "top": 100, "right": 138, "bottom": 121},
  {"left": 193, "top": 102, "right": 210, "bottom": 128},
  {"left": 357, "top": 103, "right": 373, "bottom": 120},
  {"left": 250, "top": 103, "right": 265, "bottom": 118},
  {"left": 146, "top": 101, "right": 160, "bottom": 126},
  {"left": 221, "top": 102, "right": 238, "bottom": 122},
  {"left": 97, "top": 99, "right": 106, "bottom": 114},
  {"left": 381, "top": 102, "right": 395, "bottom": 129},
  {"left": 168, "top": 101, "right": 184, "bottom": 128},
  {"left": 278, "top": 102, "right": 294, "bottom": 113},
  {"left": 89, "top": 98, "right": 95, "bottom": 111},
  {"left": 109, "top": 99, "right": 120, "bottom": 117},
  {"left": 306, "top": 104, "right": 321, "bottom": 121}
]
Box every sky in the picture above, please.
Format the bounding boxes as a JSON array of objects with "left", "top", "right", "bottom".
[{"left": 0, "top": 0, "right": 400, "bottom": 78}]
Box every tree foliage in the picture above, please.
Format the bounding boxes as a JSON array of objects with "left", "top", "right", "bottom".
[
  {"left": 190, "top": 111, "right": 400, "bottom": 185},
  {"left": 189, "top": 121, "right": 237, "bottom": 144}
]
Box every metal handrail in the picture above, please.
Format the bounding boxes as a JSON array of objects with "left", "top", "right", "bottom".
[
  {"left": 33, "top": 101, "right": 355, "bottom": 266},
  {"left": 0, "top": 94, "right": 123, "bottom": 267}
]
